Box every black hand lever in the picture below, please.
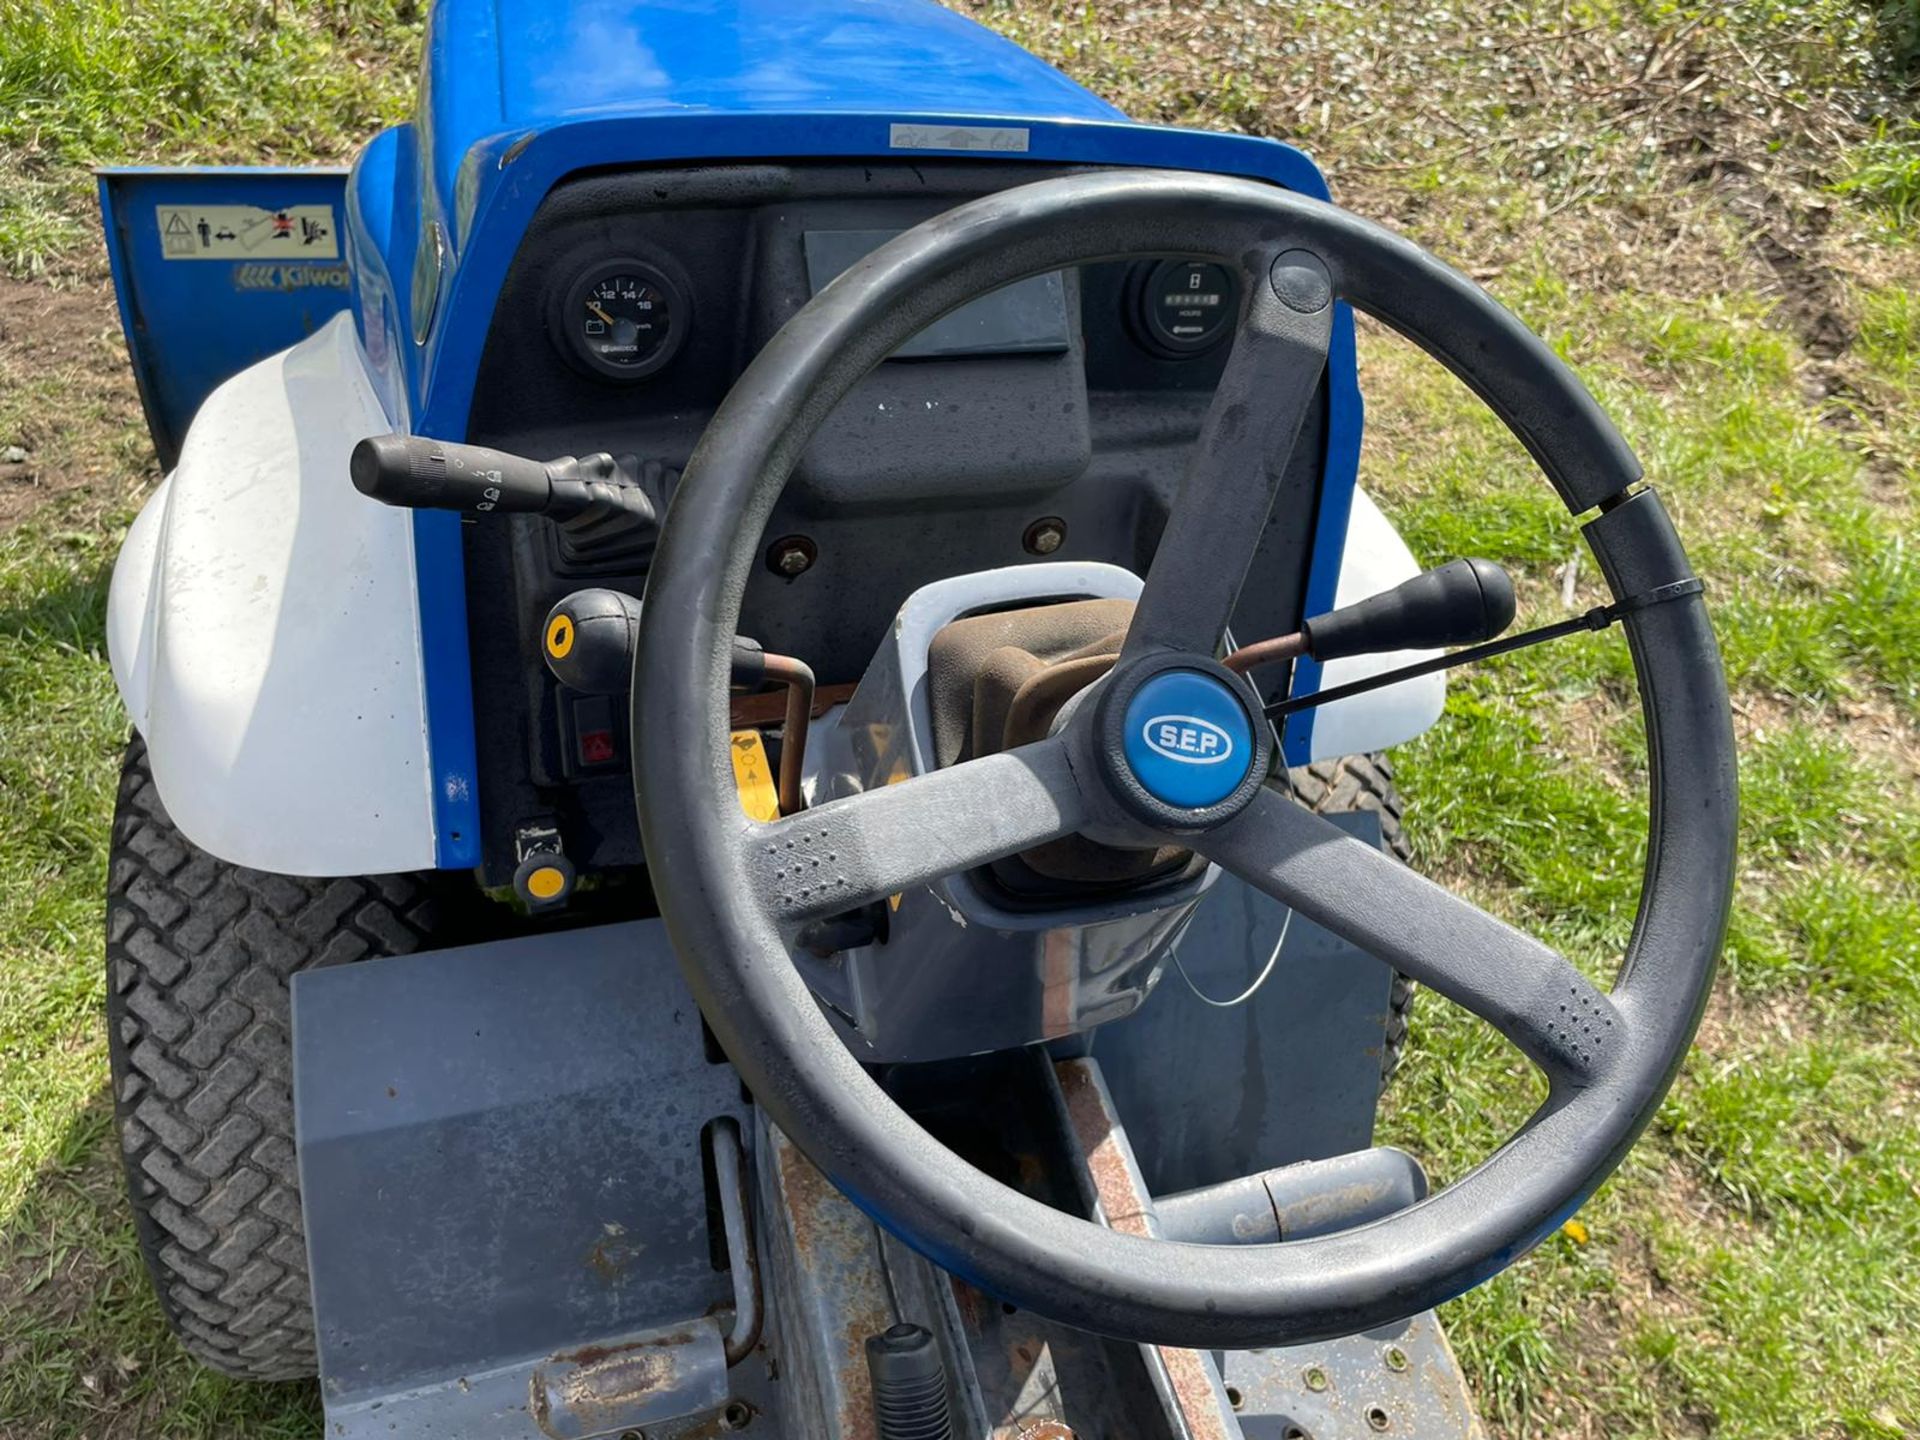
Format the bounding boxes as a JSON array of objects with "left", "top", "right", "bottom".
[
  {"left": 539, "top": 588, "right": 776, "bottom": 698},
  {"left": 1305, "top": 557, "right": 1516, "bottom": 661},
  {"left": 540, "top": 587, "right": 815, "bottom": 815},
  {"left": 349, "top": 434, "right": 660, "bottom": 530},
  {"left": 1225, "top": 558, "right": 1516, "bottom": 675},
  {"left": 1263, "top": 577, "right": 1704, "bottom": 720}
]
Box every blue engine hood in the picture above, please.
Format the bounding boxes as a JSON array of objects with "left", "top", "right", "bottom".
[
  {"left": 422, "top": 0, "right": 1123, "bottom": 241},
  {"left": 482, "top": 0, "right": 1119, "bottom": 122},
  {"left": 364, "top": 0, "right": 1335, "bottom": 444}
]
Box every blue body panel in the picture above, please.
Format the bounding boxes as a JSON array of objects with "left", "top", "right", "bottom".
[
  {"left": 112, "top": 0, "right": 1361, "bottom": 866},
  {"left": 417, "top": 0, "right": 1127, "bottom": 247},
  {"left": 98, "top": 167, "right": 355, "bottom": 466}
]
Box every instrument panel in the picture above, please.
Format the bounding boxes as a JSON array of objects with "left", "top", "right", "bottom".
[
  {"left": 461, "top": 161, "right": 1321, "bottom": 888},
  {"left": 535, "top": 179, "right": 1237, "bottom": 393}
]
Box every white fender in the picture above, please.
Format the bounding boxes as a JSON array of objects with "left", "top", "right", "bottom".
[
  {"left": 107, "top": 313, "right": 437, "bottom": 875},
  {"left": 1306, "top": 487, "right": 1447, "bottom": 759}
]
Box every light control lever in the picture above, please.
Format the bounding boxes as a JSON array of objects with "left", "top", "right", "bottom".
[
  {"left": 349, "top": 433, "right": 660, "bottom": 530},
  {"left": 1225, "top": 558, "right": 1517, "bottom": 675}
]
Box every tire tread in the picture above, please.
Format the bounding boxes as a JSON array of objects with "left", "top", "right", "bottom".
[{"left": 105, "top": 738, "right": 452, "bottom": 1380}]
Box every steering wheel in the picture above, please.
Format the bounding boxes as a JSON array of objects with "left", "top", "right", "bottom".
[{"left": 632, "top": 170, "right": 1737, "bottom": 1349}]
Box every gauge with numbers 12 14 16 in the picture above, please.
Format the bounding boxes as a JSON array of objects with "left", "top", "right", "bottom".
[{"left": 558, "top": 258, "right": 689, "bottom": 380}]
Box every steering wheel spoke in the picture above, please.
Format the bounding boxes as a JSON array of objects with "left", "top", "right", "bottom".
[
  {"left": 1121, "top": 249, "right": 1335, "bottom": 661},
  {"left": 1196, "top": 784, "right": 1622, "bottom": 1087},
  {"left": 748, "top": 735, "right": 1088, "bottom": 926}
]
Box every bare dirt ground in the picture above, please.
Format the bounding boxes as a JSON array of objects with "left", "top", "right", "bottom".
[{"left": 0, "top": 256, "right": 152, "bottom": 532}]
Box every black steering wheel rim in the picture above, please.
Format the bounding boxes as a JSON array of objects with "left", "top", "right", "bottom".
[{"left": 632, "top": 169, "right": 1737, "bottom": 1349}]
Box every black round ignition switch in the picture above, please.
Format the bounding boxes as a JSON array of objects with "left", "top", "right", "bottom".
[{"left": 1136, "top": 259, "right": 1237, "bottom": 357}]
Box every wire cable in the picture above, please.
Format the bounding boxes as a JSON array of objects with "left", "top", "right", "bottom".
[{"left": 1169, "top": 904, "right": 1295, "bottom": 1008}]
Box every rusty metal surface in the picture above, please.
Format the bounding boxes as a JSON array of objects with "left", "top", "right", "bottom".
[
  {"left": 1048, "top": 1058, "right": 1245, "bottom": 1440},
  {"left": 1053, "top": 1059, "right": 1159, "bottom": 1240},
  {"left": 758, "top": 1051, "right": 1184, "bottom": 1440},
  {"left": 944, "top": 1271, "right": 1174, "bottom": 1440},
  {"left": 530, "top": 1319, "right": 730, "bottom": 1439},
  {"left": 318, "top": 1315, "right": 775, "bottom": 1440},
  {"left": 757, "top": 1115, "right": 904, "bottom": 1440},
  {"left": 1218, "top": 1311, "right": 1486, "bottom": 1440},
  {"left": 890, "top": 1050, "right": 1183, "bottom": 1440}
]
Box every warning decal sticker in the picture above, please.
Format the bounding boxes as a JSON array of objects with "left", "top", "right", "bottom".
[{"left": 157, "top": 203, "right": 338, "bottom": 261}]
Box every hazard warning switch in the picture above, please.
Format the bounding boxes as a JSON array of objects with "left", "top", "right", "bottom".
[{"left": 568, "top": 694, "right": 620, "bottom": 772}]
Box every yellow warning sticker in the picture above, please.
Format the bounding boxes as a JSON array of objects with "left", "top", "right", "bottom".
[{"left": 730, "top": 730, "right": 781, "bottom": 822}]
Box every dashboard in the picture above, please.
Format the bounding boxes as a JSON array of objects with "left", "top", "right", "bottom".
[{"left": 460, "top": 161, "right": 1330, "bottom": 888}]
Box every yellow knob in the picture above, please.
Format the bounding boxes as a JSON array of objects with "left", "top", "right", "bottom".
[{"left": 524, "top": 865, "right": 568, "bottom": 901}]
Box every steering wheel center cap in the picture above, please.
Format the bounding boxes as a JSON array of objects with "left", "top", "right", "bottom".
[{"left": 1117, "top": 666, "right": 1259, "bottom": 812}]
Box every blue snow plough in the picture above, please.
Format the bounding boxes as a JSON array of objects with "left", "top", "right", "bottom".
[{"left": 97, "top": 2, "right": 1737, "bottom": 1436}]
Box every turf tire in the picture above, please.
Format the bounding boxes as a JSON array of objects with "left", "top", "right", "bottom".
[{"left": 105, "top": 737, "right": 469, "bottom": 1380}]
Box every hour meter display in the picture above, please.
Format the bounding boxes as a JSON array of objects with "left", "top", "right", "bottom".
[{"left": 1137, "top": 258, "right": 1237, "bottom": 357}]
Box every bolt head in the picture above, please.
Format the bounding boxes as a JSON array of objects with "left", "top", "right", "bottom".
[
  {"left": 1303, "top": 1364, "right": 1329, "bottom": 1392},
  {"left": 766, "top": 535, "right": 817, "bottom": 577},
  {"left": 1023, "top": 517, "right": 1068, "bottom": 556}
]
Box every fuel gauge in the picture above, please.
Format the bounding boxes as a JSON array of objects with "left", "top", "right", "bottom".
[{"left": 559, "top": 259, "right": 688, "bottom": 381}]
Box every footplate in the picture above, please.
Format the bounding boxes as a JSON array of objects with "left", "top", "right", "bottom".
[
  {"left": 1049, "top": 1057, "right": 1486, "bottom": 1440},
  {"left": 1219, "top": 1311, "right": 1484, "bottom": 1440},
  {"left": 291, "top": 921, "right": 761, "bottom": 1438}
]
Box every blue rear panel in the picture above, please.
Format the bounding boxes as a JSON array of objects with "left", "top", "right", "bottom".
[{"left": 99, "top": 167, "right": 353, "bottom": 467}]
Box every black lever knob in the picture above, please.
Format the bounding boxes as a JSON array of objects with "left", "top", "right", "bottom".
[
  {"left": 351, "top": 433, "right": 664, "bottom": 545},
  {"left": 541, "top": 587, "right": 770, "bottom": 696},
  {"left": 1304, "top": 557, "right": 1516, "bottom": 662},
  {"left": 542, "top": 588, "right": 646, "bottom": 696},
  {"left": 351, "top": 434, "right": 560, "bottom": 515}
]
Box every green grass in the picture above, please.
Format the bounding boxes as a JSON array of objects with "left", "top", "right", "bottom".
[
  {"left": 1837, "top": 121, "right": 1920, "bottom": 227},
  {"left": 3, "top": 0, "right": 1920, "bottom": 1437},
  {"left": 1351, "top": 272, "right": 1920, "bottom": 1435},
  {"left": 0, "top": 507, "right": 331, "bottom": 1432},
  {"left": 0, "top": 0, "right": 419, "bottom": 275},
  {"left": 0, "top": 515, "right": 126, "bottom": 1223},
  {"left": 0, "top": 1, "right": 421, "bottom": 1431}
]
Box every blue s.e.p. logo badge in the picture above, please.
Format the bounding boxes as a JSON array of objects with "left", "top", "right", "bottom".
[
  {"left": 1121, "top": 670, "right": 1255, "bottom": 809},
  {"left": 1142, "top": 715, "right": 1236, "bottom": 765}
]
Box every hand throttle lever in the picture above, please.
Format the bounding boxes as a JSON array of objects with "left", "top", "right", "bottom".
[
  {"left": 1225, "top": 558, "right": 1517, "bottom": 674},
  {"left": 540, "top": 588, "right": 815, "bottom": 816}
]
